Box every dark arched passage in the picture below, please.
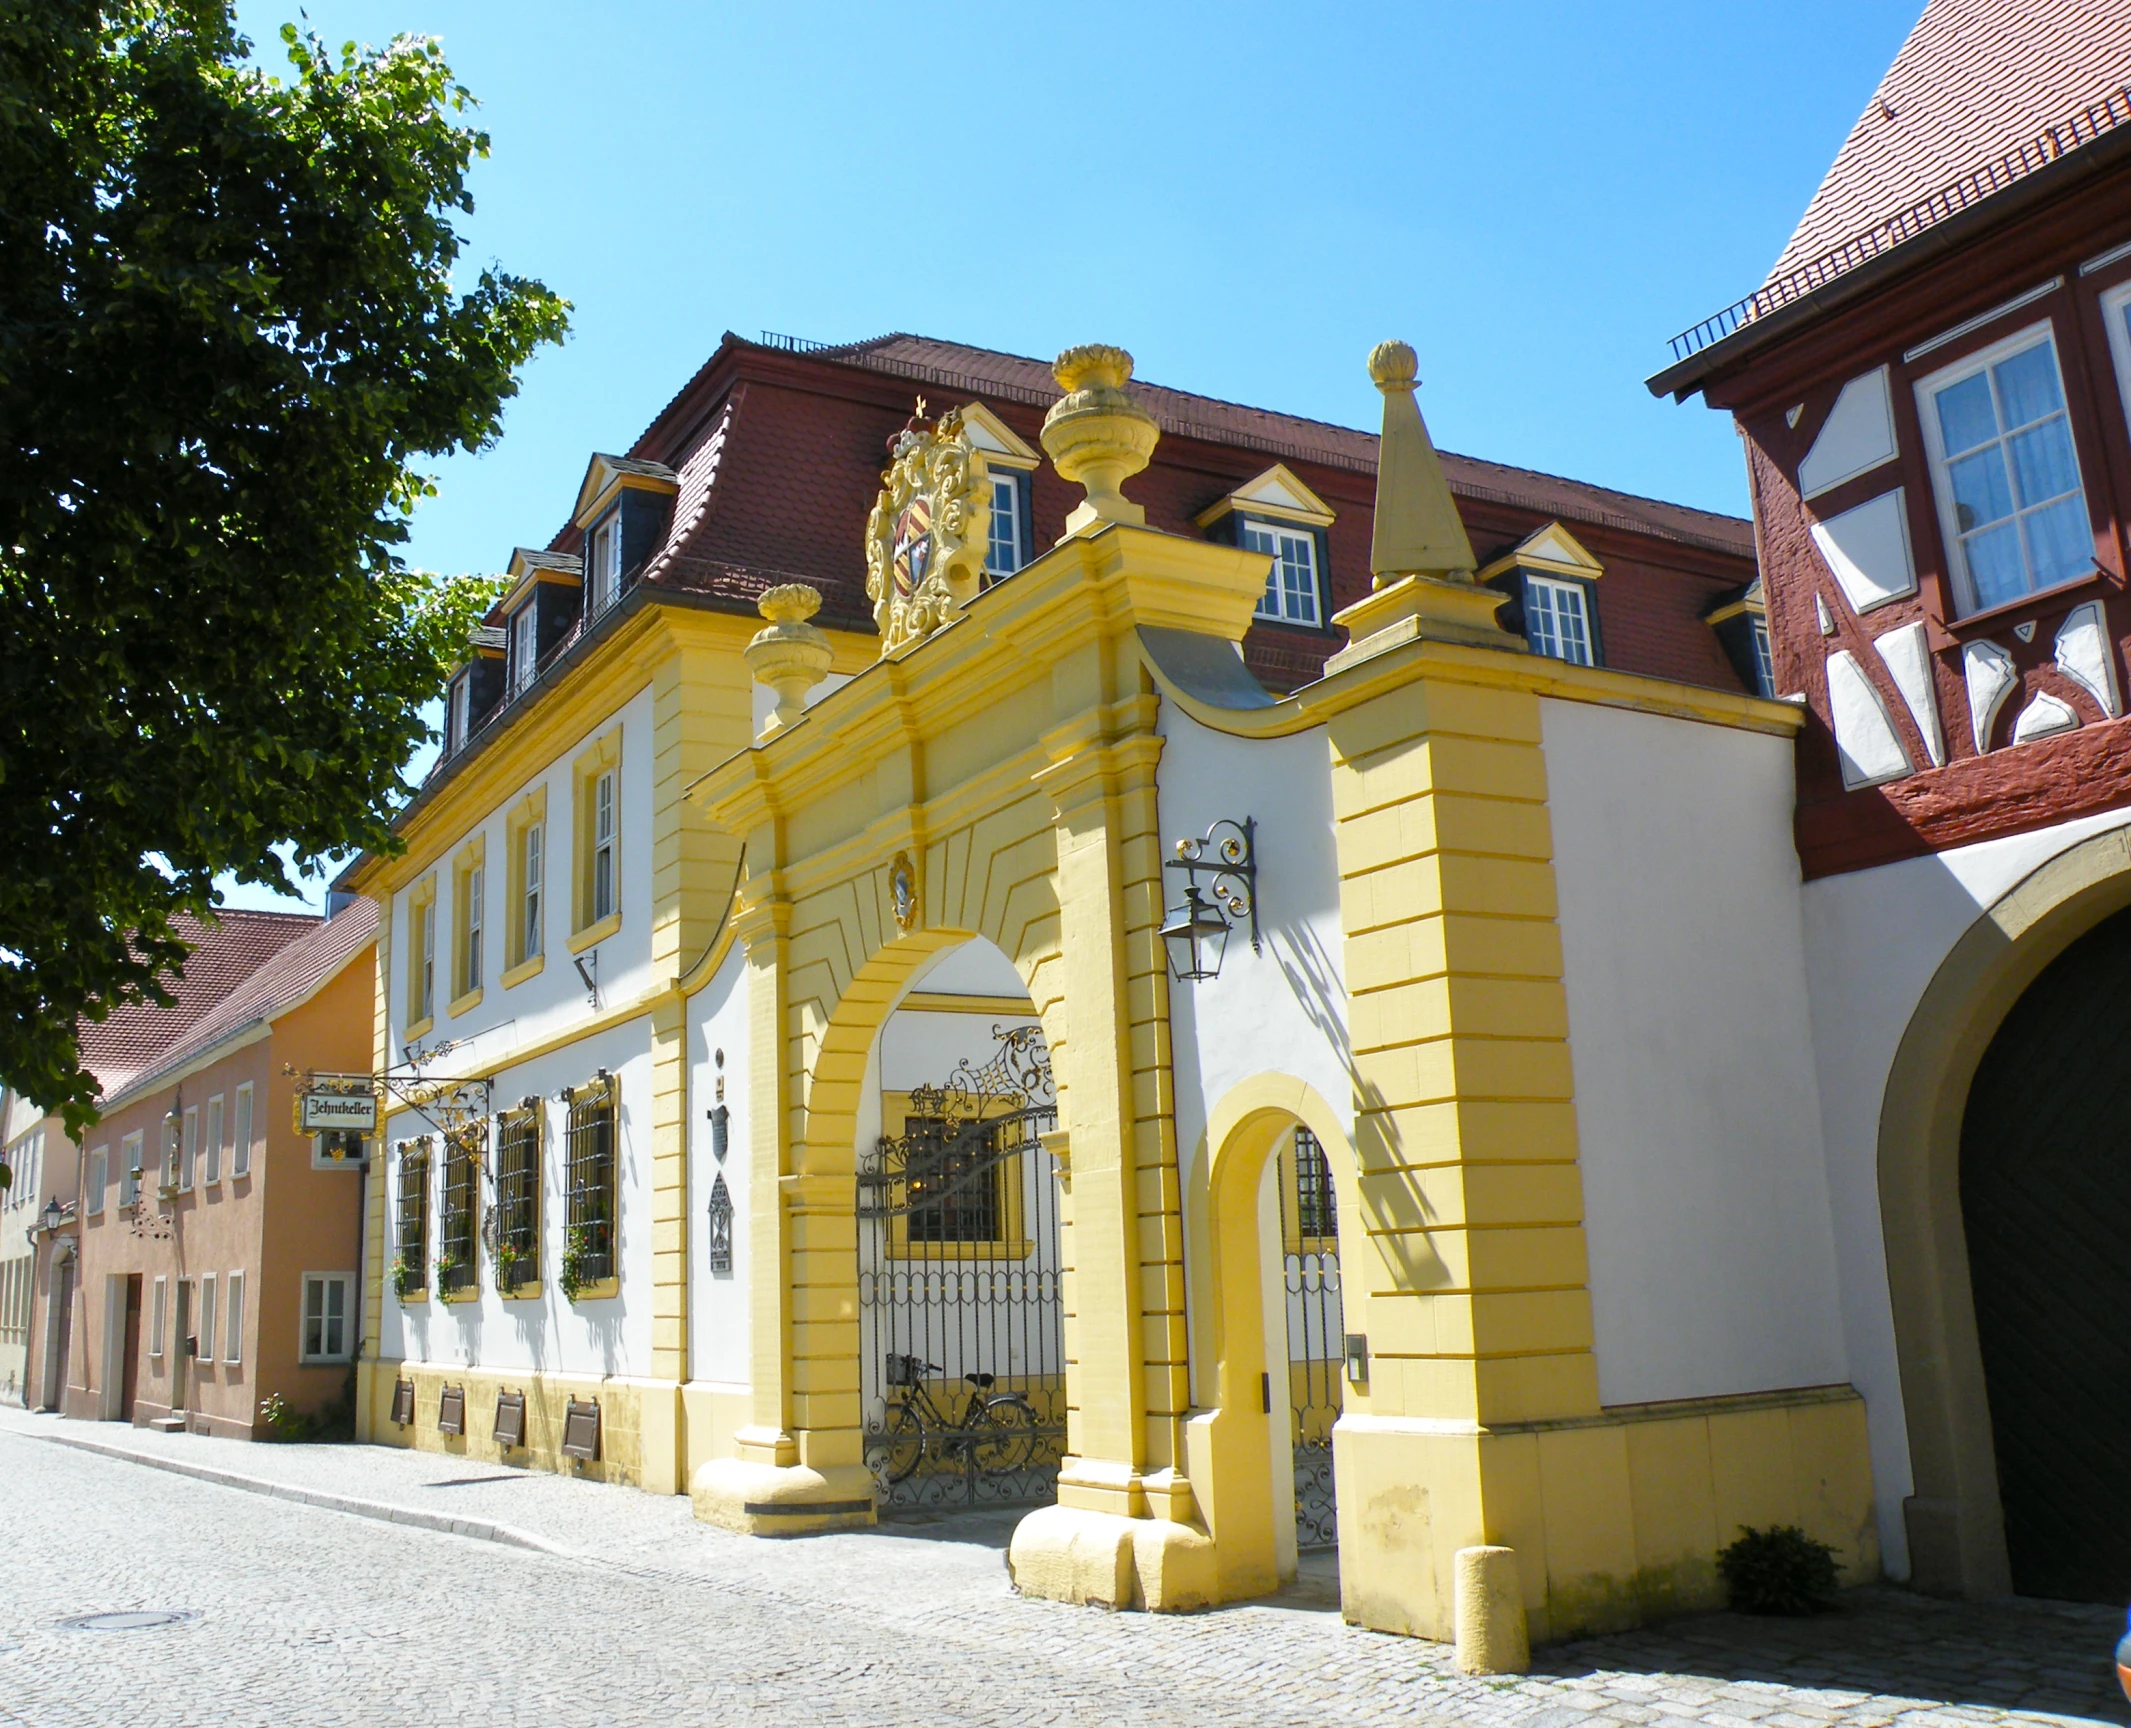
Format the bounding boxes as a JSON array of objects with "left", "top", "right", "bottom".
[{"left": 1962, "top": 903, "right": 2131, "bottom": 1602}]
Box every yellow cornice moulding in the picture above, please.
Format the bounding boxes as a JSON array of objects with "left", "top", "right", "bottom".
[
  {"left": 353, "top": 606, "right": 867, "bottom": 898},
  {"left": 1142, "top": 629, "right": 1806, "bottom": 743}
]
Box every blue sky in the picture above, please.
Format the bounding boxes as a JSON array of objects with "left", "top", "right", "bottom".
[{"left": 220, "top": 0, "right": 1918, "bottom": 910}]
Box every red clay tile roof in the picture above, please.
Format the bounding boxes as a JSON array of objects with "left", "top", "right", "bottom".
[
  {"left": 77, "top": 909, "right": 321, "bottom": 1098},
  {"left": 792, "top": 334, "right": 1756, "bottom": 557},
  {"left": 1769, "top": 0, "right": 2131, "bottom": 285},
  {"left": 102, "top": 901, "right": 377, "bottom": 1105}
]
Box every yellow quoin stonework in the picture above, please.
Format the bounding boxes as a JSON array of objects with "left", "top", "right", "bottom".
[{"left": 353, "top": 340, "right": 1874, "bottom": 1650}]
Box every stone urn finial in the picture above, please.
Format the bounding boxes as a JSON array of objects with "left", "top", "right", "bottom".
[
  {"left": 1041, "top": 343, "right": 1160, "bottom": 538},
  {"left": 745, "top": 583, "right": 832, "bottom": 737}
]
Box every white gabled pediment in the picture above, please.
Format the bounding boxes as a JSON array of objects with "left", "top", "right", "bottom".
[
  {"left": 1192, "top": 462, "right": 1336, "bottom": 530},
  {"left": 573, "top": 452, "right": 679, "bottom": 526},
  {"left": 958, "top": 402, "right": 1041, "bottom": 470},
  {"left": 1512, "top": 521, "right": 1603, "bottom": 577},
  {"left": 1478, "top": 520, "right": 1605, "bottom": 584}
]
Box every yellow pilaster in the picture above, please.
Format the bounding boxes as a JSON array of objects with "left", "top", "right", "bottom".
[{"left": 1325, "top": 664, "right": 1625, "bottom": 1643}]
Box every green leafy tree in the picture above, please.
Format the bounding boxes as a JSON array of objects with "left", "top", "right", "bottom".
[{"left": 0, "top": 3, "right": 568, "bottom": 1129}]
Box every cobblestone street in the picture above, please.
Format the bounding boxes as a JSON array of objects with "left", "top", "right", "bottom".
[{"left": 0, "top": 1407, "right": 2119, "bottom": 1728}]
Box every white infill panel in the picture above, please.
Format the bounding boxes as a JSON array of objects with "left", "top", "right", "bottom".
[
  {"left": 1810, "top": 490, "right": 1916, "bottom": 613},
  {"left": 1873, "top": 620, "right": 1945, "bottom": 767},
  {"left": 1963, "top": 640, "right": 2017, "bottom": 754},
  {"left": 1825, "top": 650, "right": 1912, "bottom": 787},
  {"left": 1799, "top": 367, "right": 1897, "bottom": 497},
  {"left": 2054, "top": 601, "right": 2122, "bottom": 716},
  {"left": 2012, "top": 690, "right": 2079, "bottom": 743}
]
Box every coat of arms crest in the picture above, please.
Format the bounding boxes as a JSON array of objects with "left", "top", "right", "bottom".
[{"left": 864, "top": 402, "right": 991, "bottom": 657}]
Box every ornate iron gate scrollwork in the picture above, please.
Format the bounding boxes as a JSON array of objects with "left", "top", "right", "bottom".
[{"left": 859, "top": 1025, "right": 1064, "bottom": 1512}]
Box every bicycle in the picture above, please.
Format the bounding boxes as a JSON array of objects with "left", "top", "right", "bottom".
[{"left": 867, "top": 1352, "right": 1040, "bottom": 1488}]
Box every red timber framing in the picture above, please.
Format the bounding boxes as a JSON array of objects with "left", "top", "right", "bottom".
[{"left": 1662, "top": 143, "right": 2131, "bottom": 879}]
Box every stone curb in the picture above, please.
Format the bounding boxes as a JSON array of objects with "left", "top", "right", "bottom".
[{"left": 35, "top": 1430, "right": 573, "bottom": 1560}]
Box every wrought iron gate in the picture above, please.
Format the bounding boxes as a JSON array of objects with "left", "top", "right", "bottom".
[
  {"left": 1281, "top": 1127, "right": 1343, "bottom": 1550},
  {"left": 859, "top": 1026, "right": 1064, "bottom": 1512}
]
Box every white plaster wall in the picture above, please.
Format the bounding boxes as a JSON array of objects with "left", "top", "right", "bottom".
[
  {"left": 686, "top": 946, "right": 749, "bottom": 1387},
  {"left": 1798, "top": 800, "right": 2131, "bottom": 1580},
  {"left": 386, "top": 685, "right": 656, "bottom": 1072},
  {"left": 1155, "top": 708, "right": 1351, "bottom": 1409},
  {"left": 378, "top": 1014, "right": 654, "bottom": 1380},
  {"left": 1543, "top": 700, "right": 1849, "bottom": 1413}
]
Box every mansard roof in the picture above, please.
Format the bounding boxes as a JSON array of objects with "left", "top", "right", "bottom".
[{"left": 520, "top": 330, "right": 1755, "bottom": 693}]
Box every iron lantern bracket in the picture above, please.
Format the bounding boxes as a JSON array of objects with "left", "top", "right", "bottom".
[{"left": 1163, "top": 816, "right": 1260, "bottom": 956}]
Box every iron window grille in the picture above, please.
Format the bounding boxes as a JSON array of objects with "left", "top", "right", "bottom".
[
  {"left": 395, "top": 1139, "right": 430, "bottom": 1285},
  {"left": 564, "top": 1077, "right": 617, "bottom": 1285},
  {"left": 898, "top": 1108, "right": 1006, "bottom": 1244},
  {"left": 1292, "top": 1127, "right": 1337, "bottom": 1242},
  {"left": 493, "top": 1105, "right": 541, "bottom": 1292},
  {"left": 438, "top": 1125, "right": 480, "bottom": 1294}
]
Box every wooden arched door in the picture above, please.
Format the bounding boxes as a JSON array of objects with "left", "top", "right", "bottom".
[{"left": 1961, "top": 903, "right": 2131, "bottom": 1602}]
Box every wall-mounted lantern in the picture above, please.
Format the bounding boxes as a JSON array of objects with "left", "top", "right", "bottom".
[{"left": 1159, "top": 817, "right": 1259, "bottom": 983}]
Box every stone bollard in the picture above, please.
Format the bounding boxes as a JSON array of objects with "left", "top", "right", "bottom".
[{"left": 1453, "top": 1545, "right": 1530, "bottom": 1675}]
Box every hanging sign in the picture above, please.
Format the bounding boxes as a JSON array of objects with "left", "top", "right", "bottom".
[{"left": 301, "top": 1090, "right": 379, "bottom": 1132}]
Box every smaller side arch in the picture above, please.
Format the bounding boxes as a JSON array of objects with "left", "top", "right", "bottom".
[
  {"left": 1880, "top": 823, "right": 2131, "bottom": 1596},
  {"left": 1183, "top": 1073, "right": 1359, "bottom": 1603}
]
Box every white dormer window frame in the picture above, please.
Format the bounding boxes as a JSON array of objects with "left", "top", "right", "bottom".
[
  {"left": 1195, "top": 463, "right": 1338, "bottom": 631},
  {"left": 448, "top": 674, "right": 469, "bottom": 754},
  {"left": 1523, "top": 573, "right": 1595, "bottom": 666},
  {"left": 508, "top": 603, "right": 538, "bottom": 696},
  {"left": 1241, "top": 517, "right": 1327, "bottom": 627},
  {"left": 587, "top": 509, "right": 622, "bottom": 617},
  {"left": 955, "top": 402, "right": 1042, "bottom": 587},
  {"left": 986, "top": 470, "right": 1027, "bottom": 581}
]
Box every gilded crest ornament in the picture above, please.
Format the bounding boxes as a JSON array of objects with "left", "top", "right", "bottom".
[
  {"left": 890, "top": 852, "right": 918, "bottom": 934},
  {"left": 864, "top": 403, "right": 991, "bottom": 657}
]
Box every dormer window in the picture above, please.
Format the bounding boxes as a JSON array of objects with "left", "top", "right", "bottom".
[
  {"left": 446, "top": 675, "right": 469, "bottom": 756},
  {"left": 1705, "top": 577, "right": 1774, "bottom": 697},
  {"left": 1523, "top": 575, "right": 1593, "bottom": 665},
  {"left": 987, "top": 472, "right": 1026, "bottom": 578},
  {"left": 508, "top": 603, "right": 537, "bottom": 695},
  {"left": 571, "top": 452, "right": 679, "bottom": 614},
  {"left": 1195, "top": 463, "right": 1338, "bottom": 631},
  {"left": 1242, "top": 520, "right": 1324, "bottom": 626},
  {"left": 1480, "top": 521, "right": 1607, "bottom": 669},
  {"left": 586, "top": 510, "right": 621, "bottom": 617},
  {"left": 956, "top": 402, "right": 1041, "bottom": 584}
]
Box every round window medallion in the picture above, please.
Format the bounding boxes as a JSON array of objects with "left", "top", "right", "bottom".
[{"left": 59, "top": 1609, "right": 198, "bottom": 1632}]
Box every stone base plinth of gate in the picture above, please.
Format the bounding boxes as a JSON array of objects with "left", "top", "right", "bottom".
[
  {"left": 1008, "top": 1506, "right": 1218, "bottom": 1611},
  {"left": 690, "top": 1456, "right": 878, "bottom": 1537}
]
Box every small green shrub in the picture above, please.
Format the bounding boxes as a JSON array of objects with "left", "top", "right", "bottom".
[
  {"left": 1718, "top": 1524, "right": 1840, "bottom": 1616},
  {"left": 258, "top": 1392, "right": 314, "bottom": 1442},
  {"left": 391, "top": 1254, "right": 422, "bottom": 1301}
]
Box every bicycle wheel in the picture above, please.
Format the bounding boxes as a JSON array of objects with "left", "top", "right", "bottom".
[
  {"left": 970, "top": 1394, "right": 1039, "bottom": 1476},
  {"left": 867, "top": 1401, "right": 927, "bottom": 1488}
]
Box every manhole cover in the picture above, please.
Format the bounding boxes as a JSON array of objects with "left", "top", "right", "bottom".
[{"left": 59, "top": 1610, "right": 198, "bottom": 1632}]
